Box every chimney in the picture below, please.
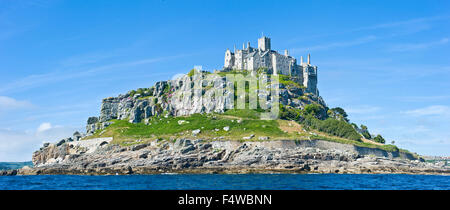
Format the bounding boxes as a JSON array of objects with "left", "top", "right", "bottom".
[
  {"left": 301, "top": 56, "right": 303, "bottom": 65},
  {"left": 284, "top": 49, "right": 289, "bottom": 56},
  {"left": 307, "top": 54, "right": 310, "bottom": 65},
  {"left": 247, "top": 42, "right": 250, "bottom": 49}
]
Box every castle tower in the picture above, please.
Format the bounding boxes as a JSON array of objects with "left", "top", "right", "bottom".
[
  {"left": 302, "top": 53, "right": 318, "bottom": 95},
  {"left": 258, "top": 36, "right": 271, "bottom": 51},
  {"left": 224, "top": 48, "right": 234, "bottom": 69}
]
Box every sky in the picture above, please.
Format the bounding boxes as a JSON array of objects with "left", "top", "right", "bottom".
[{"left": 0, "top": 0, "right": 449, "bottom": 161}]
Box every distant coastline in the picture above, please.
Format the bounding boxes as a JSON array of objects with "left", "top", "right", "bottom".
[{"left": 0, "top": 161, "right": 32, "bottom": 170}]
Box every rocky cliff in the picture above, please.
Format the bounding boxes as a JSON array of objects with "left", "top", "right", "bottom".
[
  {"left": 85, "top": 72, "right": 327, "bottom": 135},
  {"left": 17, "top": 138, "right": 449, "bottom": 175}
]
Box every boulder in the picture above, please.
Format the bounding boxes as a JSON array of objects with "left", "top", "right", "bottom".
[
  {"left": 192, "top": 129, "right": 201, "bottom": 136},
  {"left": 56, "top": 139, "right": 66, "bottom": 146},
  {"left": 258, "top": 136, "right": 269, "bottom": 140},
  {"left": 73, "top": 131, "right": 82, "bottom": 141}
]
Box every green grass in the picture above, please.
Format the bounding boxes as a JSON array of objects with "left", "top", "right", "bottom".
[
  {"left": 216, "top": 69, "right": 250, "bottom": 77},
  {"left": 279, "top": 75, "right": 305, "bottom": 89},
  {"left": 87, "top": 113, "right": 288, "bottom": 145},
  {"left": 85, "top": 69, "right": 413, "bottom": 155},
  {"left": 84, "top": 111, "right": 414, "bottom": 155},
  {"left": 311, "top": 134, "right": 400, "bottom": 152},
  {"left": 222, "top": 109, "right": 263, "bottom": 119}
]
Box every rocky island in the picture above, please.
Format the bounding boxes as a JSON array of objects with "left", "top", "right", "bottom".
[{"left": 3, "top": 36, "right": 449, "bottom": 176}]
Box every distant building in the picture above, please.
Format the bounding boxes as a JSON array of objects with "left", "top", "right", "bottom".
[{"left": 223, "top": 36, "right": 318, "bottom": 95}]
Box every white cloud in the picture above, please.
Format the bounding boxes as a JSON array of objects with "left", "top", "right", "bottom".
[
  {"left": 0, "top": 53, "right": 194, "bottom": 94},
  {"left": 0, "top": 128, "right": 38, "bottom": 162},
  {"left": 388, "top": 38, "right": 449, "bottom": 52},
  {"left": 0, "top": 96, "right": 32, "bottom": 110},
  {"left": 345, "top": 105, "right": 381, "bottom": 114},
  {"left": 0, "top": 123, "right": 80, "bottom": 162},
  {"left": 402, "top": 105, "right": 450, "bottom": 116},
  {"left": 351, "top": 15, "right": 449, "bottom": 31},
  {"left": 37, "top": 122, "right": 52, "bottom": 133},
  {"left": 287, "top": 15, "right": 448, "bottom": 44},
  {"left": 398, "top": 95, "right": 450, "bottom": 102},
  {"left": 291, "top": 36, "right": 377, "bottom": 53}
]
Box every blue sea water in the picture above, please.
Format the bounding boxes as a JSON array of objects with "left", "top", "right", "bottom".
[{"left": 0, "top": 174, "right": 449, "bottom": 190}]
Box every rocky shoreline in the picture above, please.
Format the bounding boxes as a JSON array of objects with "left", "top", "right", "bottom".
[{"left": 2, "top": 138, "right": 448, "bottom": 176}]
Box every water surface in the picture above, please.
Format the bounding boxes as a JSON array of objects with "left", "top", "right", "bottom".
[{"left": 1, "top": 174, "right": 449, "bottom": 190}]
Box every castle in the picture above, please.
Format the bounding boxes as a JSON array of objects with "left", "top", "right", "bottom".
[{"left": 223, "top": 36, "right": 318, "bottom": 95}]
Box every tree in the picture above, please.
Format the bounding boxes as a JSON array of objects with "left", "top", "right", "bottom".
[
  {"left": 373, "top": 135, "right": 385, "bottom": 144},
  {"left": 359, "top": 124, "right": 371, "bottom": 139},
  {"left": 303, "top": 104, "right": 322, "bottom": 119},
  {"left": 280, "top": 105, "right": 302, "bottom": 121},
  {"left": 327, "top": 107, "right": 349, "bottom": 122},
  {"left": 360, "top": 124, "right": 368, "bottom": 131},
  {"left": 391, "top": 141, "right": 395, "bottom": 145}
]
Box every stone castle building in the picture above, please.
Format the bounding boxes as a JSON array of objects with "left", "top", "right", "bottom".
[{"left": 223, "top": 36, "right": 318, "bottom": 95}]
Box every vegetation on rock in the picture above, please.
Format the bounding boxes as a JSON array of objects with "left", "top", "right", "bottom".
[
  {"left": 85, "top": 69, "right": 401, "bottom": 154},
  {"left": 373, "top": 134, "right": 386, "bottom": 144}
]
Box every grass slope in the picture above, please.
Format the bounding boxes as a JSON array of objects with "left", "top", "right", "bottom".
[{"left": 84, "top": 110, "right": 404, "bottom": 154}]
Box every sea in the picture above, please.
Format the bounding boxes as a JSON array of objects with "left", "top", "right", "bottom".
[{"left": 0, "top": 174, "right": 449, "bottom": 190}]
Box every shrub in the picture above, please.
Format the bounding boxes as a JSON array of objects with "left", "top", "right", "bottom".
[
  {"left": 373, "top": 135, "right": 386, "bottom": 144},
  {"left": 187, "top": 69, "right": 196, "bottom": 77},
  {"left": 279, "top": 75, "right": 305, "bottom": 89},
  {"left": 328, "top": 107, "right": 349, "bottom": 122},
  {"left": 361, "top": 131, "right": 371, "bottom": 139},
  {"left": 302, "top": 115, "right": 361, "bottom": 141},
  {"left": 280, "top": 105, "right": 302, "bottom": 121},
  {"left": 128, "top": 90, "right": 137, "bottom": 97},
  {"left": 358, "top": 124, "right": 371, "bottom": 139},
  {"left": 302, "top": 104, "right": 322, "bottom": 118}
]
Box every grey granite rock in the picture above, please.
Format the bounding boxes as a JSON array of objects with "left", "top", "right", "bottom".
[
  {"left": 18, "top": 139, "right": 450, "bottom": 176},
  {"left": 84, "top": 73, "right": 327, "bottom": 135}
]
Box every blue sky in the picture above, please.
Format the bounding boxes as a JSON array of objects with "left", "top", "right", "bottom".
[{"left": 0, "top": 0, "right": 449, "bottom": 161}]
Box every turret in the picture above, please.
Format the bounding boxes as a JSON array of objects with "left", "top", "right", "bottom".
[
  {"left": 224, "top": 48, "right": 234, "bottom": 69},
  {"left": 258, "top": 36, "right": 271, "bottom": 51},
  {"left": 302, "top": 53, "right": 318, "bottom": 95}
]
